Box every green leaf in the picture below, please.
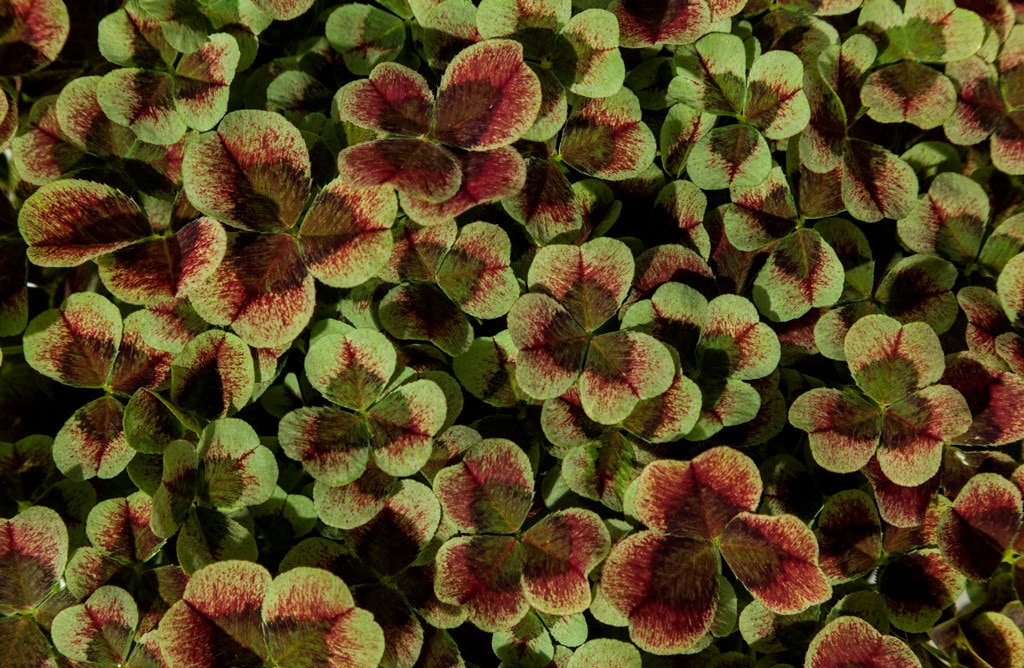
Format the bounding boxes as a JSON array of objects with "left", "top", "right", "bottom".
[
  {"left": 688, "top": 124, "right": 773, "bottom": 190},
  {"left": 805, "top": 616, "right": 919, "bottom": 668},
  {"left": 579, "top": 330, "right": 675, "bottom": 425},
  {"left": 278, "top": 407, "right": 370, "bottom": 486},
  {"left": 170, "top": 329, "right": 256, "bottom": 419},
  {"left": 183, "top": 110, "right": 311, "bottom": 232},
  {"left": 453, "top": 331, "right": 521, "bottom": 407},
  {"left": 0, "top": 506, "right": 68, "bottom": 611},
  {"left": 334, "top": 62, "right": 432, "bottom": 136},
  {"left": 326, "top": 3, "right": 405, "bottom": 75},
  {"left": 378, "top": 282, "right": 474, "bottom": 356},
  {"left": 250, "top": 0, "right": 314, "bottom": 21},
  {"left": 264, "top": 568, "right": 386, "bottom": 667},
  {"left": 559, "top": 87, "right": 656, "bottom": 180},
  {"left": 752, "top": 228, "right": 845, "bottom": 322},
  {"left": 436, "top": 221, "right": 519, "bottom": 319},
  {"left": 97, "top": 68, "right": 185, "bottom": 145},
  {"left": 844, "top": 314, "right": 944, "bottom": 405},
  {"left": 158, "top": 560, "right": 270, "bottom": 665},
  {"left": 861, "top": 61, "right": 956, "bottom": 129},
  {"left": 558, "top": 9, "right": 625, "bottom": 98},
  {"left": 432, "top": 39, "right": 542, "bottom": 150},
  {"left": 51, "top": 586, "right": 137, "bottom": 664},
  {"left": 54, "top": 396, "right": 132, "bottom": 481},
  {"left": 841, "top": 139, "right": 919, "bottom": 222},
  {"left": 306, "top": 329, "right": 396, "bottom": 411},
  {"left": 196, "top": 419, "right": 277, "bottom": 509},
  {"left": 522, "top": 508, "right": 609, "bottom": 615},
  {"left": 23, "top": 292, "right": 121, "bottom": 388},
  {"left": 567, "top": 639, "right": 641, "bottom": 667},
  {"left": 434, "top": 438, "right": 533, "bottom": 533},
  {"left": 745, "top": 51, "right": 810, "bottom": 139},
  {"left": 365, "top": 378, "right": 447, "bottom": 477}
]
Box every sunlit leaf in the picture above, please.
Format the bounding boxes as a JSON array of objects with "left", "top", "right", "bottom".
[
  {"left": 183, "top": 110, "right": 311, "bottom": 232},
  {"left": 52, "top": 586, "right": 137, "bottom": 664},
  {"left": 263, "top": 567, "right": 386, "bottom": 667},
  {"left": 560, "top": 87, "right": 657, "bottom": 180},
  {"left": 432, "top": 39, "right": 542, "bottom": 150},
  {"left": 366, "top": 378, "right": 447, "bottom": 477},
  {"left": 159, "top": 560, "right": 270, "bottom": 666},
  {"left": 805, "top": 616, "right": 919, "bottom": 668},
  {"left": 937, "top": 473, "right": 1022, "bottom": 580},
  {"left": 53, "top": 396, "right": 132, "bottom": 481},
  {"left": 841, "top": 139, "right": 919, "bottom": 223},
  {"left": 196, "top": 419, "right": 277, "bottom": 509},
  {"left": 434, "top": 534, "right": 528, "bottom": 632},
  {"left": 23, "top": 292, "right": 121, "bottom": 388},
  {"left": 434, "top": 438, "right": 533, "bottom": 534},
  {"left": 278, "top": 407, "right": 370, "bottom": 486},
  {"left": 861, "top": 61, "right": 956, "bottom": 129},
  {"left": 326, "top": 3, "right": 405, "bottom": 75},
  {"left": 601, "top": 532, "right": 719, "bottom": 653},
  {"left": 753, "top": 228, "right": 844, "bottom": 322},
  {"left": 170, "top": 329, "right": 255, "bottom": 419},
  {"left": 688, "top": 124, "right": 773, "bottom": 191},
  {"left": 789, "top": 388, "right": 880, "bottom": 474},
  {"left": 0, "top": 506, "right": 68, "bottom": 611}
]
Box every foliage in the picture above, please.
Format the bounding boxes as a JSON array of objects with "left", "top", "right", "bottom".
[{"left": 2, "top": 0, "right": 1024, "bottom": 666}]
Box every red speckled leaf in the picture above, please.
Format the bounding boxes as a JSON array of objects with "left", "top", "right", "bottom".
[
  {"left": 622, "top": 370, "right": 702, "bottom": 443},
  {"left": 379, "top": 282, "right": 474, "bottom": 356},
  {"left": 98, "top": 217, "right": 227, "bottom": 305},
  {"left": 698, "top": 294, "right": 780, "bottom": 381},
  {"left": 723, "top": 165, "right": 797, "bottom": 252},
  {"left": 159, "top": 560, "right": 270, "bottom": 667},
  {"left": 18, "top": 179, "right": 151, "bottom": 267},
  {"left": 503, "top": 157, "right": 582, "bottom": 245},
  {"left": 196, "top": 419, "right": 277, "bottom": 509},
  {"left": 864, "top": 457, "right": 940, "bottom": 529},
  {"left": 578, "top": 330, "right": 674, "bottom": 425},
  {"left": 841, "top": 139, "right": 919, "bottom": 223},
  {"left": 789, "top": 388, "right": 880, "bottom": 474},
  {"left": 529, "top": 237, "right": 633, "bottom": 332},
  {"left": 608, "top": 0, "right": 711, "bottom": 48},
  {"left": 943, "top": 352, "right": 1024, "bottom": 446},
  {"left": 0, "top": 617, "right": 54, "bottom": 667},
  {"left": 958, "top": 287, "right": 1011, "bottom": 362},
  {"left": 366, "top": 378, "right": 447, "bottom": 477},
  {"left": 521, "top": 508, "right": 609, "bottom": 615},
  {"left": 299, "top": 180, "right": 396, "bottom": 288},
  {"left": 432, "top": 39, "right": 542, "bottom": 150},
  {"left": 434, "top": 534, "right": 528, "bottom": 632},
  {"left": 401, "top": 147, "right": 526, "bottom": 226},
  {"left": 96, "top": 6, "right": 175, "bottom": 69},
  {"left": 437, "top": 221, "right": 519, "bottom": 319},
  {"left": 861, "top": 61, "right": 956, "bottom": 129},
  {"left": 9, "top": 96, "right": 85, "bottom": 186},
  {"left": 51, "top": 72, "right": 140, "bottom": 154},
  {"left": 560, "top": 87, "right": 657, "bottom": 180},
  {"left": 634, "top": 447, "right": 762, "bottom": 540},
  {"left": 938, "top": 473, "right": 1022, "bottom": 580},
  {"left": 334, "top": 62, "right": 432, "bottom": 136},
  {"left": 312, "top": 466, "right": 396, "bottom": 530},
  {"left": 877, "top": 384, "right": 971, "bottom": 488},
  {"left": 189, "top": 233, "right": 315, "bottom": 349},
  {"left": 337, "top": 138, "right": 462, "bottom": 204},
  {"left": 380, "top": 218, "right": 456, "bottom": 283},
  {"left": 53, "top": 396, "right": 132, "bottom": 481},
  {"left": 96, "top": 68, "right": 184, "bottom": 145},
  {"left": 0, "top": 506, "right": 68, "bottom": 611},
  {"left": 434, "top": 438, "right": 533, "bottom": 534},
  {"left": 170, "top": 329, "right": 255, "bottom": 419},
  {"left": 250, "top": 0, "right": 314, "bottom": 20},
  {"left": 878, "top": 549, "right": 964, "bottom": 632},
  {"left": 875, "top": 254, "right": 958, "bottom": 334},
  {"left": 263, "top": 567, "right": 385, "bottom": 668},
  {"left": 349, "top": 479, "right": 440, "bottom": 575},
  {"left": 601, "top": 532, "right": 719, "bottom": 653},
  {"left": 183, "top": 110, "right": 311, "bottom": 232},
  {"left": 87, "top": 492, "right": 163, "bottom": 563},
  {"left": 815, "top": 490, "right": 882, "bottom": 583},
  {"left": 508, "top": 293, "right": 587, "bottom": 400},
  {"left": 844, "top": 314, "right": 944, "bottom": 405},
  {"left": 306, "top": 328, "right": 395, "bottom": 411},
  {"left": 719, "top": 512, "right": 831, "bottom": 614},
  {"left": 753, "top": 228, "right": 844, "bottom": 322},
  {"left": 897, "top": 172, "right": 988, "bottom": 266},
  {"left": 51, "top": 585, "right": 137, "bottom": 664},
  {"left": 687, "top": 124, "right": 773, "bottom": 191},
  {"left": 805, "top": 616, "right": 919, "bottom": 668},
  {"left": 0, "top": 89, "right": 15, "bottom": 154},
  {"left": 0, "top": 0, "right": 69, "bottom": 75},
  {"left": 278, "top": 407, "right": 370, "bottom": 486},
  {"left": 23, "top": 292, "right": 121, "bottom": 388},
  {"left": 123, "top": 388, "right": 190, "bottom": 455},
  {"left": 176, "top": 506, "right": 258, "bottom": 575},
  {"left": 174, "top": 33, "right": 239, "bottom": 131}
]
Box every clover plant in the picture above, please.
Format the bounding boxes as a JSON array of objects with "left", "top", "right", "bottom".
[{"left": 3, "top": 0, "right": 1024, "bottom": 666}]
